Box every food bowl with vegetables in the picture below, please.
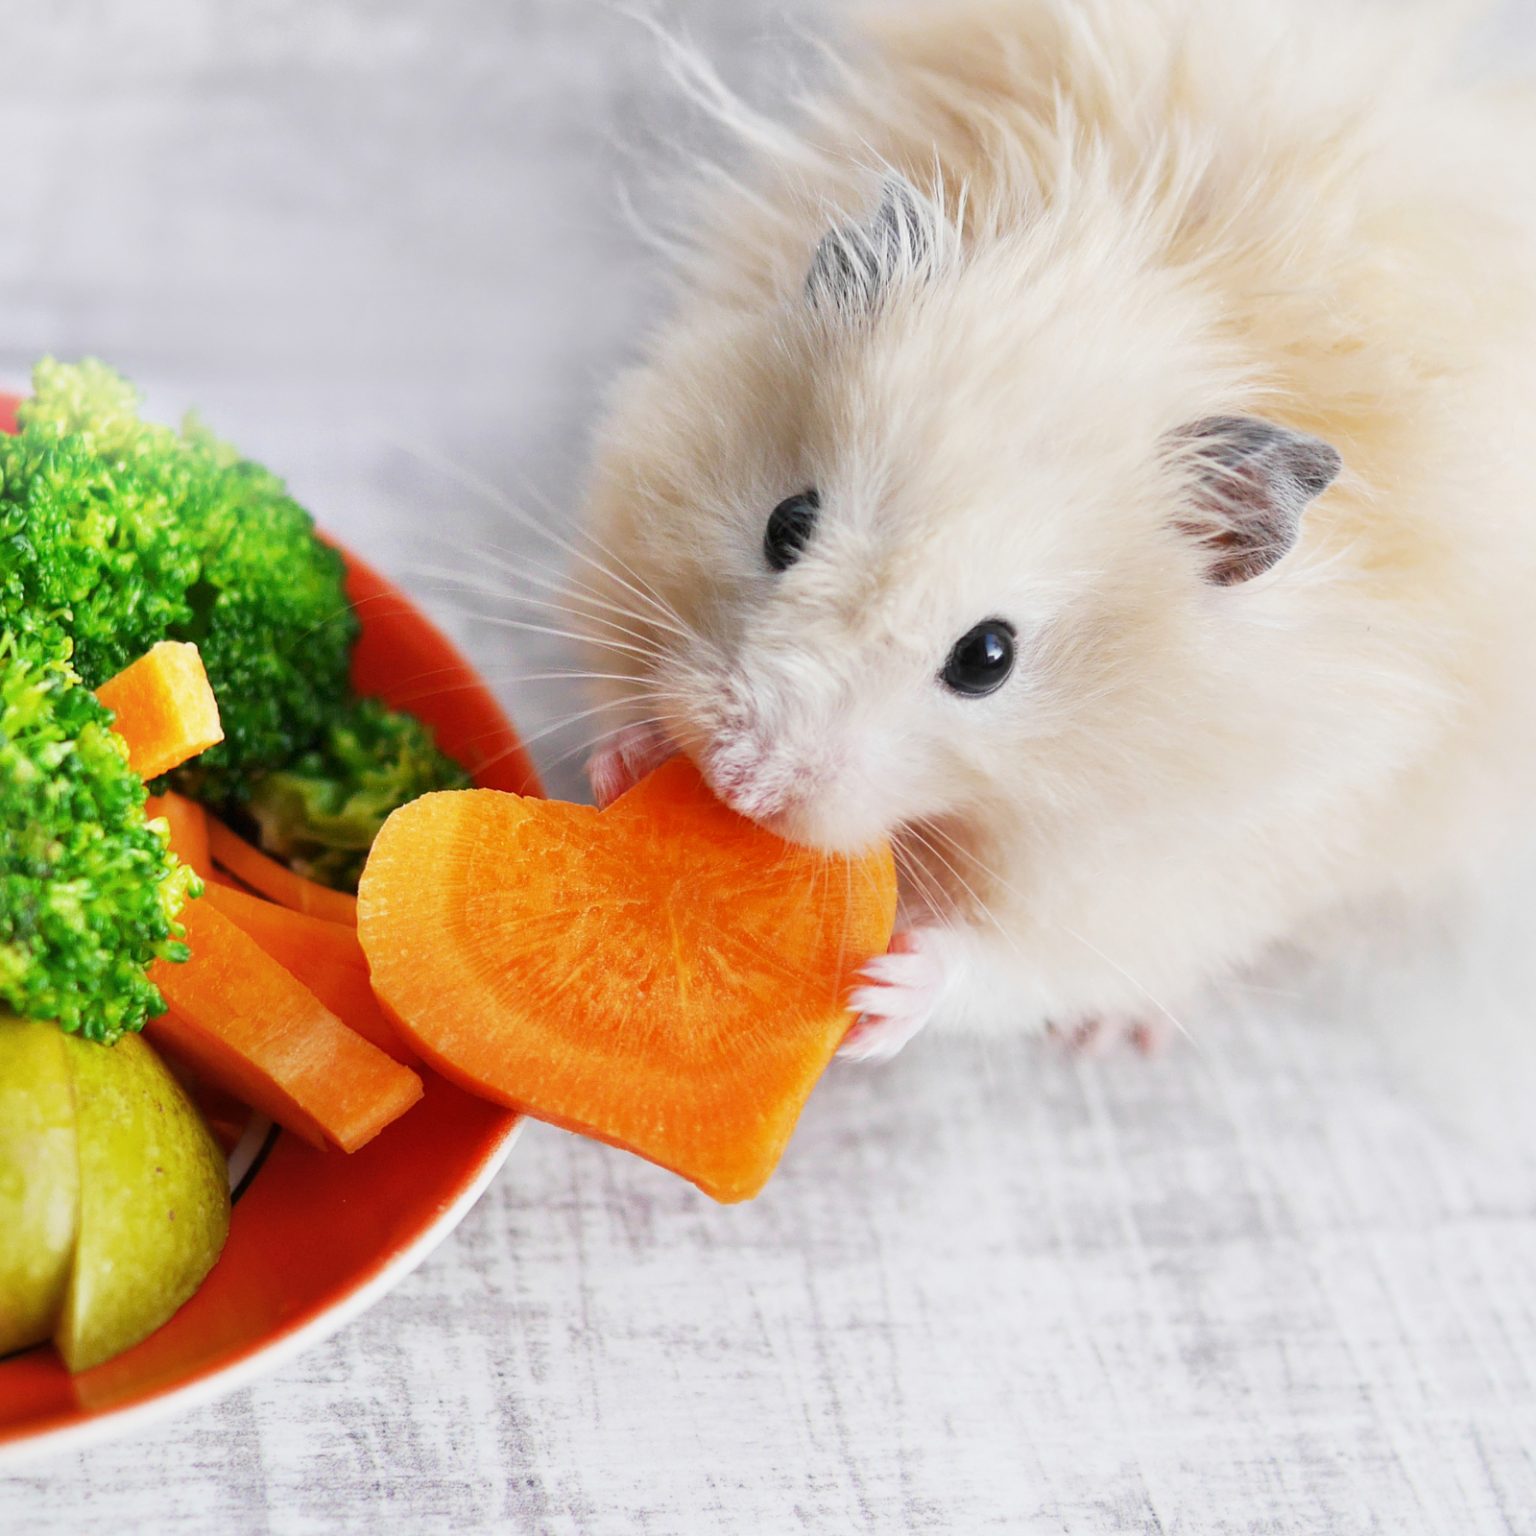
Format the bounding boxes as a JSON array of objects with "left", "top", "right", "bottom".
[{"left": 0, "top": 363, "right": 536, "bottom": 1461}]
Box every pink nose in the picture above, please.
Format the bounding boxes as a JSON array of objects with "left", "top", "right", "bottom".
[{"left": 706, "top": 746, "right": 809, "bottom": 823}]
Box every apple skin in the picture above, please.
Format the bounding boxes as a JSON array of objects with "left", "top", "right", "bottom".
[
  {"left": 0, "top": 1018, "right": 80, "bottom": 1357},
  {"left": 55, "top": 1030, "right": 231, "bottom": 1374}
]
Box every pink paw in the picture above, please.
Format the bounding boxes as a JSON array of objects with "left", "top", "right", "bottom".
[
  {"left": 1049, "top": 1014, "right": 1174, "bottom": 1057},
  {"left": 586, "top": 724, "right": 674, "bottom": 809},
  {"left": 841, "top": 929, "right": 945, "bottom": 1063}
]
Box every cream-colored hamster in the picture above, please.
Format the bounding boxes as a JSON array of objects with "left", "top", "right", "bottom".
[{"left": 577, "top": 0, "right": 1536, "bottom": 1059}]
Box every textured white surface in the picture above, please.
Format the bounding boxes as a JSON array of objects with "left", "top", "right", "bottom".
[{"left": 2, "top": 3, "right": 1535, "bottom": 1531}]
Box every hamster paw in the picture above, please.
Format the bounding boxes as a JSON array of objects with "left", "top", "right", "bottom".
[
  {"left": 841, "top": 929, "right": 945, "bottom": 1063},
  {"left": 586, "top": 724, "right": 673, "bottom": 808},
  {"left": 1048, "top": 1014, "right": 1174, "bottom": 1057}
]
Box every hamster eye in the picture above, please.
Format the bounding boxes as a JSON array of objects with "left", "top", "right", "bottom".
[
  {"left": 764, "top": 489, "right": 820, "bottom": 571},
  {"left": 941, "top": 620, "right": 1016, "bottom": 697}
]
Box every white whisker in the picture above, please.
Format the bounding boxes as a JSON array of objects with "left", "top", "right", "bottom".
[
  {"left": 419, "top": 545, "right": 694, "bottom": 645},
  {"left": 438, "top": 609, "right": 665, "bottom": 663},
  {"left": 399, "top": 440, "right": 693, "bottom": 642},
  {"left": 415, "top": 567, "right": 671, "bottom": 657}
]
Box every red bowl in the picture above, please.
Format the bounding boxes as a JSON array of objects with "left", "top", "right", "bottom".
[{"left": 0, "top": 445, "right": 541, "bottom": 1462}]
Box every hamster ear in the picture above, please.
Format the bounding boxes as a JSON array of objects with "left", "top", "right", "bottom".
[
  {"left": 1172, "top": 416, "right": 1342, "bottom": 586},
  {"left": 806, "top": 175, "right": 932, "bottom": 313}
]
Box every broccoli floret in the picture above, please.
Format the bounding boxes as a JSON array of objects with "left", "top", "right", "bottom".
[
  {"left": 246, "top": 698, "right": 470, "bottom": 891},
  {"left": 0, "top": 415, "right": 203, "bottom": 683},
  {"left": 4, "top": 357, "right": 455, "bottom": 904},
  {"left": 7, "top": 358, "right": 358, "bottom": 802},
  {"left": 0, "top": 630, "right": 199, "bottom": 1043},
  {"left": 166, "top": 441, "right": 358, "bottom": 805}
]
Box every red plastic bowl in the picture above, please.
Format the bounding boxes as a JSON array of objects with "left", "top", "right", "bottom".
[{"left": 0, "top": 398, "right": 540, "bottom": 1462}]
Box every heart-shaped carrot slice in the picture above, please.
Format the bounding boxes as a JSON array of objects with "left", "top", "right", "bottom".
[{"left": 358, "top": 757, "right": 897, "bottom": 1201}]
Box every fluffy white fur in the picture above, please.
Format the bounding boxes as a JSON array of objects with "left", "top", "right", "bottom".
[{"left": 578, "top": 0, "right": 1536, "bottom": 1049}]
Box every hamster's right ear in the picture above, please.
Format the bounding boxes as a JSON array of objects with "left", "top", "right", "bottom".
[
  {"left": 1170, "top": 416, "right": 1342, "bottom": 586},
  {"left": 806, "top": 175, "right": 934, "bottom": 314}
]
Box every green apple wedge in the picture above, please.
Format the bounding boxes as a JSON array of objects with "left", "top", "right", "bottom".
[
  {"left": 55, "top": 1030, "right": 231, "bottom": 1374},
  {"left": 0, "top": 1017, "right": 80, "bottom": 1357}
]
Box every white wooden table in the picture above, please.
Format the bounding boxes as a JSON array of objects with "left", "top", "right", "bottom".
[{"left": 3, "top": 4, "right": 1535, "bottom": 1530}]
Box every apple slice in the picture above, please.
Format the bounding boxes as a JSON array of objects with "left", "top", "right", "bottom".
[
  {"left": 55, "top": 1031, "right": 230, "bottom": 1373},
  {"left": 0, "top": 1019, "right": 79, "bottom": 1357}
]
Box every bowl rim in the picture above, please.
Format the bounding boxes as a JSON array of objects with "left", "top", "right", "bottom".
[{"left": 0, "top": 1121, "right": 523, "bottom": 1470}]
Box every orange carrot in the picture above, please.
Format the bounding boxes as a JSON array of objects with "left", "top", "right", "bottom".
[
  {"left": 199, "top": 881, "right": 412, "bottom": 1063},
  {"left": 147, "top": 1011, "right": 331, "bottom": 1150},
  {"left": 207, "top": 817, "right": 358, "bottom": 925},
  {"left": 200, "top": 880, "right": 364, "bottom": 972},
  {"left": 206, "top": 868, "right": 263, "bottom": 899},
  {"left": 145, "top": 791, "right": 212, "bottom": 874},
  {"left": 149, "top": 902, "right": 422, "bottom": 1152},
  {"left": 358, "top": 757, "right": 897, "bottom": 1202},
  {"left": 95, "top": 641, "right": 223, "bottom": 780}
]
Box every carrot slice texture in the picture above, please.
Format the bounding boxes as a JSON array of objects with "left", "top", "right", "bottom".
[
  {"left": 358, "top": 757, "right": 897, "bottom": 1202},
  {"left": 207, "top": 816, "right": 358, "bottom": 925},
  {"left": 145, "top": 790, "right": 212, "bottom": 874},
  {"left": 199, "top": 881, "right": 411, "bottom": 1062},
  {"left": 149, "top": 902, "right": 422, "bottom": 1152},
  {"left": 95, "top": 641, "right": 224, "bottom": 780}
]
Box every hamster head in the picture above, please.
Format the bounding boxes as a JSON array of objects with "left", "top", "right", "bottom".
[{"left": 582, "top": 176, "right": 1341, "bottom": 858}]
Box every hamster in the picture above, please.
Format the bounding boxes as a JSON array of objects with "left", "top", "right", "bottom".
[{"left": 574, "top": 0, "right": 1536, "bottom": 1060}]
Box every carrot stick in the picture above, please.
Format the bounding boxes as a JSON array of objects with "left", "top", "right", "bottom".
[
  {"left": 200, "top": 880, "right": 365, "bottom": 973},
  {"left": 96, "top": 641, "right": 224, "bottom": 780},
  {"left": 206, "top": 816, "right": 358, "bottom": 925},
  {"left": 145, "top": 791, "right": 211, "bottom": 874},
  {"left": 147, "top": 1011, "right": 331, "bottom": 1150},
  {"left": 206, "top": 868, "right": 264, "bottom": 899},
  {"left": 148, "top": 901, "right": 422, "bottom": 1152},
  {"left": 199, "top": 881, "right": 413, "bottom": 1063},
  {"left": 148, "top": 791, "right": 415, "bottom": 1090}
]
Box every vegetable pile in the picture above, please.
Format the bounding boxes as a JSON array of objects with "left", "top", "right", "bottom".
[
  {"left": 0, "top": 358, "right": 468, "bottom": 1048},
  {"left": 3, "top": 592, "right": 427, "bottom": 1168},
  {"left": 0, "top": 361, "right": 466, "bottom": 1372},
  {"left": 1, "top": 353, "right": 900, "bottom": 1383}
]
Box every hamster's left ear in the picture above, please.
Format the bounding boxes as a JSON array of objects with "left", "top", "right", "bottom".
[
  {"left": 1171, "top": 416, "right": 1342, "bottom": 586},
  {"left": 807, "top": 175, "right": 933, "bottom": 313}
]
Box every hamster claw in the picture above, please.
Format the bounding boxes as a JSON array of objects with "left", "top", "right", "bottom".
[
  {"left": 841, "top": 929, "right": 943, "bottom": 1062},
  {"left": 1130, "top": 1018, "right": 1175, "bottom": 1055},
  {"left": 586, "top": 724, "right": 674, "bottom": 808},
  {"left": 1048, "top": 1014, "right": 1175, "bottom": 1057}
]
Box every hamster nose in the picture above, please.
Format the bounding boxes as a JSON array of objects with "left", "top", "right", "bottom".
[{"left": 704, "top": 739, "right": 811, "bottom": 823}]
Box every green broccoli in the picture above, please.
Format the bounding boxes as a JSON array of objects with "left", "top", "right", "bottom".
[
  {"left": 0, "top": 410, "right": 203, "bottom": 682},
  {"left": 3, "top": 357, "right": 467, "bottom": 901},
  {"left": 246, "top": 698, "right": 470, "bottom": 891},
  {"left": 0, "top": 630, "right": 199, "bottom": 1043},
  {"left": 4, "top": 358, "right": 359, "bottom": 802}
]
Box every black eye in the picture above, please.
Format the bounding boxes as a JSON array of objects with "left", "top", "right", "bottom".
[
  {"left": 941, "top": 620, "right": 1016, "bottom": 697},
  {"left": 764, "top": 489, "right": 819, "bottom": 571}
]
